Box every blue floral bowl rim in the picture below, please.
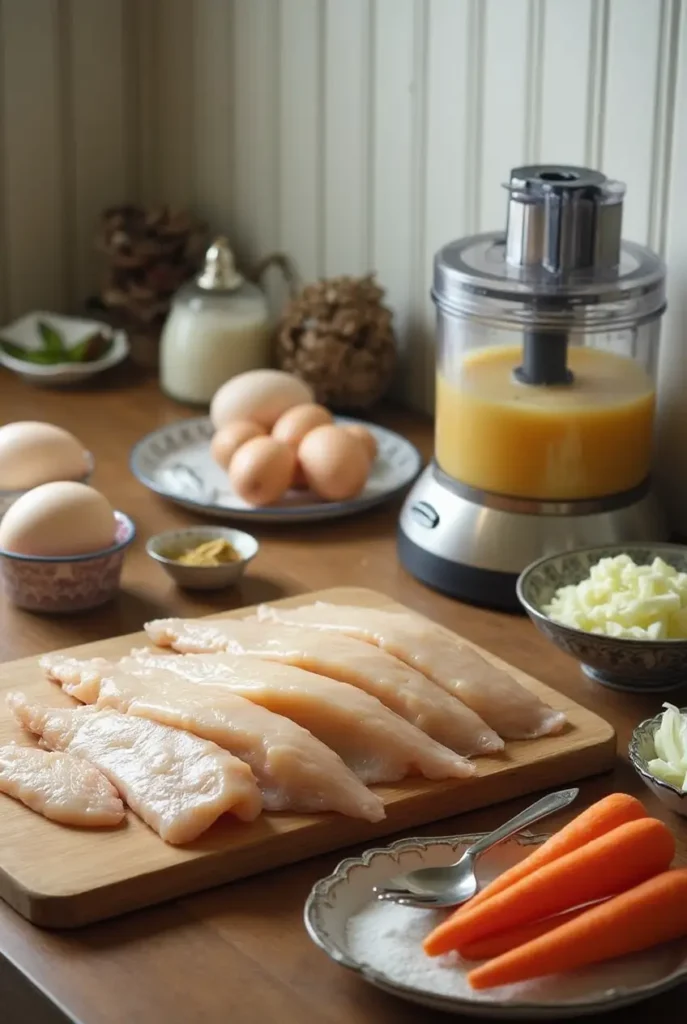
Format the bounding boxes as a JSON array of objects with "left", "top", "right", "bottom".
[
  {"left": 0, "top": 450, "right": 95, "bottom": 499},
  {"left": 628, "top": 707, "right": 687, "bottom": 800},
  {"left": 516, "top": 541, "right": 687, "bottom": 648},
  {"left": 0, "top": 510, "right": 136, "bottom": 563}
]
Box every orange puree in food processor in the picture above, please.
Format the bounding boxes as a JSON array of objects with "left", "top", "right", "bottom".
[{"left": 436, "top": 344, "right": 655, "bottom": 501}]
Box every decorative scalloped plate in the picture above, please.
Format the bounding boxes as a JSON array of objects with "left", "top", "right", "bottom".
[
  {"left": 130, "top": 416, "right": 423, "bottom": 523},
  {"left": 304, "top": 831, "right": 687, "bottom": 1019}
]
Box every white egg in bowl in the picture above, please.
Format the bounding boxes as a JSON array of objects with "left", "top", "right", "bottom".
[
  {"left": 0, "top": 421, "right": 94, "bottom": 521},
  {"left": 0, "top": 482, "right": 135, "bottom": 612}
]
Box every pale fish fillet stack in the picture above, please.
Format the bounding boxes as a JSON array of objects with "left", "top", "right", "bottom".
[
  {"left": 0, "top": 744, "right": 125, "bottom": 827},
  {"left": 1, "top": 599, "right": 567, "bottom": 847},
  {"left": 142, "top": 617, "right": 503, "bottom": 757},
  {"left": 43, "top": 652, "right": 473, "bottom": 787},
  {"left": 8, "top": 693, "right": 262, "bottom": 844},
  {"left": 253, "top": 603, "right": 568, "bottom": 740},
  {"left": 116, "top": 649, "right": 475, "bottom": 784},
  {"left": 41, "top": 655, "right": 386, "bottom": 822}
]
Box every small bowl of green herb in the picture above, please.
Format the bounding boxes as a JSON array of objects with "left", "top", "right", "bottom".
[{"left": 0, "top": 312, "right": 129, "bottom": 387}]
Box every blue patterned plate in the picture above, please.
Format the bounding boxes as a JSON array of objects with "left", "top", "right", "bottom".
[{"left": 130, "top": 416, "right": 423, "bottom": 524}]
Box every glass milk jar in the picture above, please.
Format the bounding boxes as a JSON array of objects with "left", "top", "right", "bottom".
[{"left": 160, "top": 237, "right": 271, "bottom": 404}]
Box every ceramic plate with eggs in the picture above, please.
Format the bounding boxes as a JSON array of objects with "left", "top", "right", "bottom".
[{"left": 131, "top": 370, "right": 423, "bottom": 523}]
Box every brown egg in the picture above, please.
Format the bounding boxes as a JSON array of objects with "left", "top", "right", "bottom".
[
  {"left": 272, "top": 403, "right": 333, "bottom": 447},
  {"left": 210, "top": 420, "right": 265, "bottom": 469},
  {"left": 291, "top": 459, "right": 309, "bottom": 491},
  {"left": 210, "top": 370, "right": 314, "bottom": 430},
  {"left": 228, "top": 436, "right": 296, "bottom": 507},
  {"left": 298, "top": 425, "right": 370, "bottom": 502},
  {"left": 344, "top": 423, "right": 378, "bottom": 462}
]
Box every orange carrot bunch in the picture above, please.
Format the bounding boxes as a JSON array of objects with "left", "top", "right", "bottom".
[{"left": 421, "top": 793, "right": 687, "bottom": 990}]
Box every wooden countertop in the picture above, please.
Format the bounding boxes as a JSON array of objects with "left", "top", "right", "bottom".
[{"left": 0, "top": 369, "right": 684, "bottom": 1023}]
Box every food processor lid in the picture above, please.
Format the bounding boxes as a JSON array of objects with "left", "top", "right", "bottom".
[{"left": 432, "top": 164, "right": 666, "bottom": 329}]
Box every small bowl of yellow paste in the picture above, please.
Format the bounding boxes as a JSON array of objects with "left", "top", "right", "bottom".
[
  {"left": 146, "top": 527, "right": 259, "bottom": 591},
  {"left": 517, "top": 543, "right": 687, "bottom": 692}
]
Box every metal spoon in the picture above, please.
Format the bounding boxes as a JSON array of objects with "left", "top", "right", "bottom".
[{"left": 372, "top": 787, "right": 578, "bottom": 909}]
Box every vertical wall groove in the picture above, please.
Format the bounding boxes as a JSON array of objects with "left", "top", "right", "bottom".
[
  {"left": 524, "top": 0, "right": 546, "bottom": 163},
  {"left": 273, "top": 3, "right": 283, "bottom": 262},
  {"left": 129, "top": 0, "right": 160, "bottom": 206},
  {"left": 649, "top": 0, "right": 681, "bottom": 254},
  {"left": 656, "top": 0, "right": 687, "bottom": 532},
  {"left": 365, "top": 0, "right": 377, "bottom": 273},
  {"left": 0, "top": 0, "right": 9, "bottom": 322},
  {"left": 57, "top": 2, "right": 75, "bottom": 308},
  {"left": 465, "top": 0, "right": 485, "bottom": 234},
  {"left": 409, "top": 0, "right": 429, "bottom": 410},
  {"left": 316, "top": 0, "right": 327, "bottom": 277},
  {"left": 122, "top": 0, "right": 141, "bottom": 202},
  {"left": 586, "top": 0, "right": 610, "bottom": 167}
]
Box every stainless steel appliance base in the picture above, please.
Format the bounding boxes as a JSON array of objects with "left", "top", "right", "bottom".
[{"left": 397, "top": 464, "right": 668, "bottom": 611}]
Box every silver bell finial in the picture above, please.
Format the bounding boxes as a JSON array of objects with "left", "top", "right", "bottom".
[{"left": 197, "top": 236, "right": 244, "bottom": 291}]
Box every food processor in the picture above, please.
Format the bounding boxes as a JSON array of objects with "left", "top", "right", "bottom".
[{"left": 398, "top": 164, "right": 668, "bottom": 611}]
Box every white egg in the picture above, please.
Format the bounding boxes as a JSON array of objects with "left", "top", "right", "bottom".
[
  {"left": 210, "top": 370, "right": 314, "bottom": 431},
  {"left": 0, "top": 421, "right": 90, "bottom": 491},
  {"left": 0, "top": 482, "right": 117, "bottom": 557}
]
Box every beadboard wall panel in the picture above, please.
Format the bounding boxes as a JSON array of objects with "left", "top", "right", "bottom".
[
  {"left": 539, "top": 0, "right": 595, "bottom": 163},
  {"left": 0, "top": 0, "right": 134, "bottom": 321},
  {"left": 373, "top": 0, "right": 424, "bottom": 406},
  {"left": 656, "top": 0, "right": 687, "bottom": 528},
  {"left": 1, "top": 0, "right": 65, "bottom": 318},
  {"left": 192, "top": 0, "right": 234, "bottom": 231},
  {"left": 603, "top": 0, "right": 664, "bottom": 246},
  {"left": 128, "top": 0, "right": 687, "bottom": 416},
  {"left": 67, "top": 0, "right": 131, "bottom": 305},
  {"left": 0, "top": 0, "right": 684, "bottom": 426},
  {"left": 419, "top": 0, "right": 472, "bottom": 412}
]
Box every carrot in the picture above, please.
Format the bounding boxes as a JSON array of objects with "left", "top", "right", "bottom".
[
  {"left": 423, "top": 817, "right": 674, "bottom": 957},
  {"left": 468, "top": 868, "right": 687, "bottom": 990},
  {"left": 458, "top": 903, "right": 607, "bottom": 961},
  {"left": 463, "top": 793, "right": 647, "bottom": 913}
]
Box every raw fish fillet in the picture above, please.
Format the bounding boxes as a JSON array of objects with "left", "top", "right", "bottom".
[
  {"left": 0, "top": 744, "right": 125, "bottom": 827},
  {"left": 255, "top": 603, "right": 567, "bottom": 740},
  {"left": 128, "top": 645, "right": 475, "bottom": 785},
  {"left": 42, "top": 655, "right": 385, "bottom": 822},
  {"left": 8, "top": 693, "right": 262, "bottom": 844},
  {"left": 144, "top": 618, "right": 502, "bottom": 757}
]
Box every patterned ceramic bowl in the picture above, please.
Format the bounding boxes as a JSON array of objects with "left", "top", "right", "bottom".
[
  {"left": 629, "top": 709, "right": 687, "bottom": 817},
  {"left": 516, "top": 542, "right": 687, "bottom": 692},
  {"left": 0, "top": 510, "right": 135, "bottom": 613},
  {"left": 0, "top": 451, "right": 94, "bottom": 522}
]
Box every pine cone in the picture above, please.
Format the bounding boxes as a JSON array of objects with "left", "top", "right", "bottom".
[
  {"left": 275, "top": 273, "right": 396, "bottom": 410},
  {"left": 95, "top": 205, "right": 208, "bottom": 328}
]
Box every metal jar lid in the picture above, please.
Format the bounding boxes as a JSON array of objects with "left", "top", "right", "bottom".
[
  {"left": 197, "top": 236, "right": 245, "bottom": 291},
  {"left": 432, "top": 164, "right": 666, "bottom": 331}
]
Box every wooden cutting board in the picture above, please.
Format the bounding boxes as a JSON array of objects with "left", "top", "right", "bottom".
[{"left": 0, "top": 587, "right": 616, "bottom": 929}]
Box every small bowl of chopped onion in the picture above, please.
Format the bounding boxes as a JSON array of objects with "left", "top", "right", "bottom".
[
  {"left": 516, "top": 543, "right": 687, "bottom": 692},
  {"left": 629, "top": 704, "right": 687, "bottom": 816}
]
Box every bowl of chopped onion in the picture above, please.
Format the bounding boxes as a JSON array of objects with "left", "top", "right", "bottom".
[
  {"left": 516, "top": 543, "right": 687, "bottom": 692},
  {"left": 629, "top": 704, "right": 687, "bottom": 816}
]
